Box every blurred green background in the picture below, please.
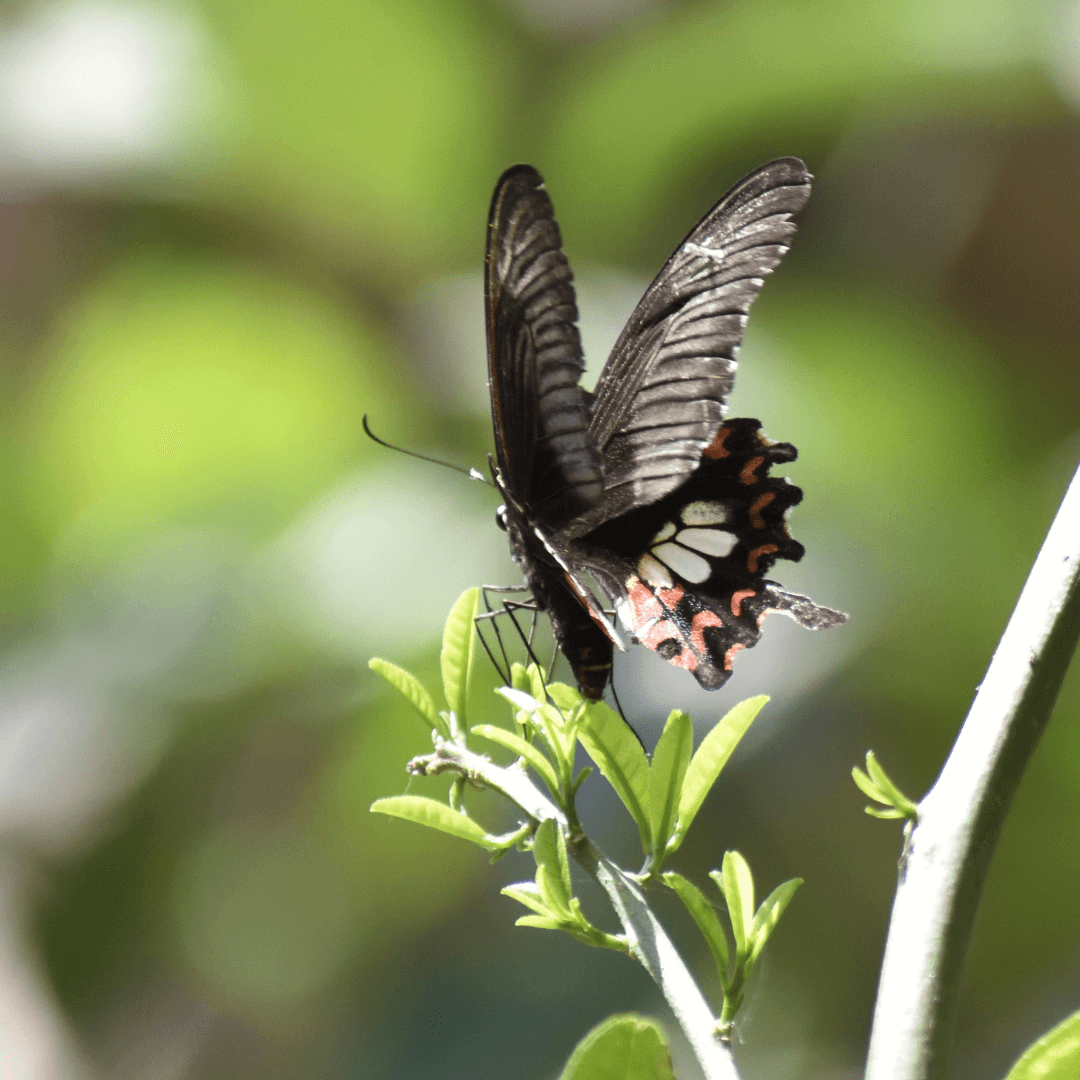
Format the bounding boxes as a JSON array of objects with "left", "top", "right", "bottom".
[{"left": 0, "top": 0, "right": 1078, "bottom": 1076}]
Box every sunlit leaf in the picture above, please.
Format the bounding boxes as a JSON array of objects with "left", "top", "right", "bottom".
[
  {"left": 672, "top": 696, "right": 766, "bottom": 854},
  {"left": 852, "top": 764, "right": 887, "bottom": 802},
  {"left": 470, "top": 724, "right": 561, "bottom": 796},
  {"left": 864, "top": 751, "right": 919, "bottom": 815},
  {"left": 1003, "top": 1008, "right": 1080, "bottom": 1079},
  {"left": 547, "top": 681, "right": 584, "bottom": 712},
  {"left": 511, "top": 662, "right": 531, "bottom": 692},
  {"left": 748, "top": 878, "right": 802, "bottom": 966},
  {"left": 368, "top": 658, "right": 447, "bottom": 737},
  {"left": 715, "top": 851, "right": 755, "bottom": 959},
  {"left": 441, "top": 588, "right": 479, "bottom": 728},
  {"left": 648, "top": 710, "right": 692, "bottom": 858},
  {"left": 516, "top": 915, "right": 563, "bottom": 931},
  {"left": 578, "top": 700, "right": 651, "bottom": 852},
  {"left": 370, "top": 795, "right": 496, "bottom": 849},
  {"left": 558, "top": 1014, "right": 675, "bottom": 1080},
  {"left": 502, "top": 882, "right": 549, "bottom": 917},
  {"left": 663, "top": 871, "right": 729, "bottom": 989},
  {"left": 533, "top": 820, "right": 572, "bottom": 914}
]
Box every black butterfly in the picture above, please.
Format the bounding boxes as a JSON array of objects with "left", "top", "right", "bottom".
[{"left": 485, "top": 158, "right": 846, "bottom": 700}]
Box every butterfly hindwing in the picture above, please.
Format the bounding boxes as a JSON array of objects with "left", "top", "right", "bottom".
[{"left": 580, "top": 419, "right": 845, "bottom": 689}]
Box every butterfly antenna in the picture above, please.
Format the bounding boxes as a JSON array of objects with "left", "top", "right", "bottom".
[{"left": 362, "top": 415, "right": 490, "bottom": 485}]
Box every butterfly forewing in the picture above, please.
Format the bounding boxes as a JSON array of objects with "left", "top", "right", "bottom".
[
  {"left": 571, "top": 158, "right": 812, "bottom": 537},
  {"left": 485, "top": 165, "right": 602, "bottom": 527}
]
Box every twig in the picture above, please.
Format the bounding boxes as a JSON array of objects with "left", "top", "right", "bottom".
[
  {"left": 865, "top": 461, "right": 1080, "bottom": 1080},
  {"left": 409, "top": 741, "right": 742, "bottom": 1080}
]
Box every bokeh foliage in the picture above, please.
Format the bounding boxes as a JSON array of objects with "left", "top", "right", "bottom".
[{"left": 0, "top": 0, "right": 1076, "bottom": 1077}]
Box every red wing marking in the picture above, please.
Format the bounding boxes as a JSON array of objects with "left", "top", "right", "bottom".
[
  {"left": 739, "top": 455, "right": 765, "bottom": 485},
  {"left": 657, "top": 583, "right": 685, "bottom": 607},
  {"left": 626, "top": 578, "right": 699, "bottom": 672},
  {"left": 730, "top": 588, "right": 756, "bottom": 618},
  {"left": 703, "top": 426, "right": 733, "bottom": 459},
  {"left": 747, "top": 543, "right": 778, "bottom": 573},
  {"left": 748, "top": 491, "right": 776, "bottom": 529},
  {"left": 690, "top": 610, "right": 723, "bottom": 655},
  {"left": 723, "top": 642, "right": 746, "bottom": 671},
  {"left": 563, "top": 572, "right": 623, "bottom": 646}
]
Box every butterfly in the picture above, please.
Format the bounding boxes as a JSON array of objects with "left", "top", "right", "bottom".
[{"left": 485, "top": 158, "right": 846, "bottom": 700}]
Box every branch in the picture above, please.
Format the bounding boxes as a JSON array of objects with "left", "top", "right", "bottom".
[
  {"left": 408, "top": 742, "right": 741, "bottom": 1080},
  {"left": 865, "top": 462, "right": 1080, "bottom": 1080}
]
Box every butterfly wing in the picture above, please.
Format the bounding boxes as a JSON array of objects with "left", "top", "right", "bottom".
[
  {"left": 486, "top": 165, "right": 619, "bottom": 697},
  {"left": 577, "top": 419, "right": 846, "bottom": 690},
  {"left": 567, "top": 157, "right": 811, "bottom": 537},
  {"left": 485, "top": 164, "right": 603, "bottom": 528}
]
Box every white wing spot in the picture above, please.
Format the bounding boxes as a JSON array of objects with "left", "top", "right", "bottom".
[
  {"left": 638, "top": 553, "right": 674, "bottom": 589},
  {"left": 614, "top": 596, "right": 635, "bottom": 634},
  {"left": 651, "top": 521, "right": 677, "bottom": 544},
  {"left": 685, "top": 241, "right": 727, "bottom": 263},
  {"left": 682, "top": 501, "right": 731, "bottom": 526},
  {"left": 653, "top": 543, "right": 710, "bottom": 583},
  {"left": 678, "top": 528, "right": 736, "bottom": 557}
]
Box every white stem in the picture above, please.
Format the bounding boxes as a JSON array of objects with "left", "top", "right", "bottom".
[{"left": 865, "top": 463, "right": 1080, "bottom": 1080}]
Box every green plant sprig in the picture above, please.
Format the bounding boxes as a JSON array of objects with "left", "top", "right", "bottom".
[{"left": 369, "top": 587, "right": 807, "bottom": 1080}]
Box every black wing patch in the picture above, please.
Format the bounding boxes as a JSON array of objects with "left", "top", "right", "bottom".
[
  {"left": 485, "top": 165, "right": 603, "bottom": 529},
  {"left": 565, "top": 158, "right": 811, "bottom": 538}
]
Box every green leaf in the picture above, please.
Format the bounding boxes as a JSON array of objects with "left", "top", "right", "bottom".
[
  {"left": 547, "top": 681, "right": 584, "bottom": 712},
  {"left": 671, "top": 696, "right": 766, "bottom": 853},
  {"left": 526, "top": 662, "right": 547, "bottom": 702},
  {"left": 748, "top": 878, "right": 802, "bottom": 966},
  {"left": 470, "top": 724, "right": 561, "bottom": 796},
  {"left": 715, "top": 851, "right": 755, "bottom": 958},
  {"left": 502, "top": 882, "right": 550, "bottom": 917},
  {"left": 441, "top": 588, "right": 480, "bottom": 728},
  {"left": 1004, "top": 1008, "right": 1080, "bottom": 1079},
  {"left": 497, "top": 687, "right": 570, "bottom": 768},
  {"left": 516, "top": 915, "right": 564, "bottom": 931},
  {"left": 864, "top": 751, "right": 919, "bottom": 816},
  {"left": 536, "top": 865, "right": 573, "bottom": 919},
  {"left": 510, "top": 662, "right": 531, "bottom": 692},
  {"left": 866, "top": 805, "right": 911, "bottom": 820},
  {"left": 648, "top": 710, "right": 693, "bottom": 857},
  {"left": 368, "top": 658, "right": 448, "bottom": 738},
  {"left": 558, "top": 1014, "right": 675, "bottom": 1080},
  {"left": 532, "top": 819, "right": 572, "bottom": 913},
  {"left": 578, "top": 699, "right": 652, "bottom": 852},
  {"left": 853, "top": 752, "right": 918, "bottom": 819},
  {"left": 370, "top": 795, "right": 497, "bottom": 849},
  {"left": 663, "top": 871, "right": 730, "bottom": 988},
  {"left": 852, "top": 765, "right": 886, "bottom": 802}
]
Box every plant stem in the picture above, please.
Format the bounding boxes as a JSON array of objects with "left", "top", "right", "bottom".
[
  {"left": 408, "top": 741, "right": 741, "bottom": 1080},
  {"left": 865, "top": 462, "right": 1080, "bottom": 1080}
]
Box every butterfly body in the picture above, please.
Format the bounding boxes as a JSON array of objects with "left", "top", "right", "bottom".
[{"left": 485, "top": 160, "right": 845, "bottom": 699}]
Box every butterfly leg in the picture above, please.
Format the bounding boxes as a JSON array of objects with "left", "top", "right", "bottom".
[
  {"left": 477, "top": 584, "right": 527, "bottom": 687},
  {"left": 499, "top": 597, "right": 547, "bottom": 679},
  {"left": 476, "top": 585, "right": 542, "bottom": 688}
]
